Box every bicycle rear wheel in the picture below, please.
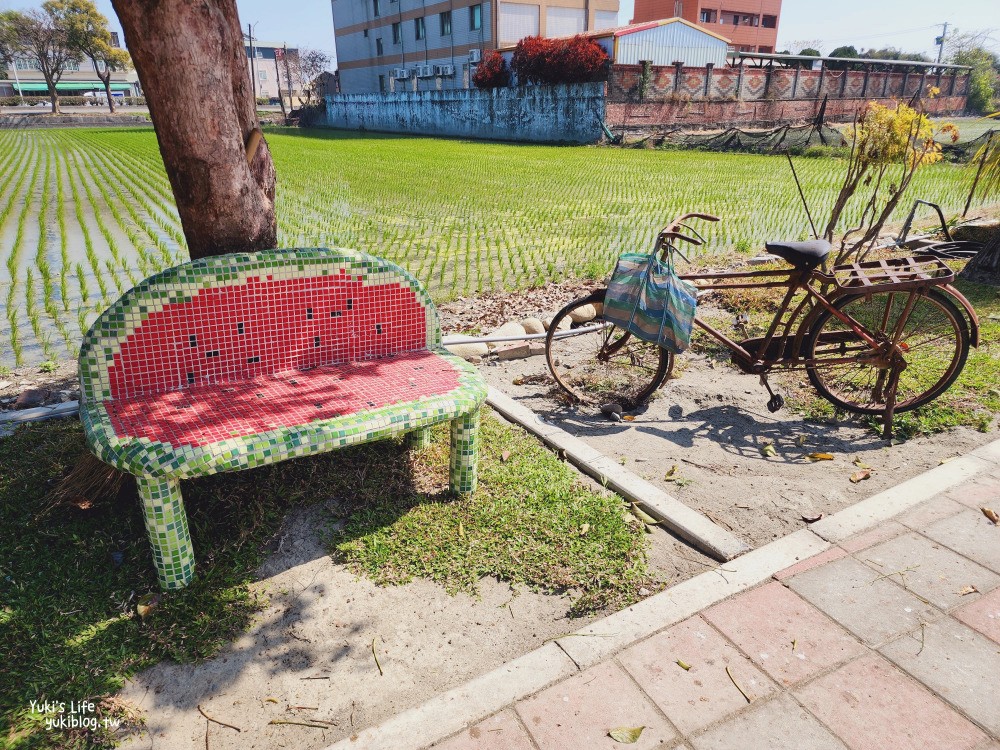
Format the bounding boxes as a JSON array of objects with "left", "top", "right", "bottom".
[
  {"left": 806, "top": 288, "right": 969, "bottom": 415},
  {"left": 545, "top": 290, "right": 673, "bottom": 408}
]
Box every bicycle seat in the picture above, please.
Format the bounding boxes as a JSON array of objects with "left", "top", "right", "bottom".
[{"left": 764, "top": 239, "right": 832, "bottom": 271}]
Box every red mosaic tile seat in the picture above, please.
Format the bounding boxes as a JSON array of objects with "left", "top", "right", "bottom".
[{"left": 79, "top": 248, "right": 487, "bottom": 589}]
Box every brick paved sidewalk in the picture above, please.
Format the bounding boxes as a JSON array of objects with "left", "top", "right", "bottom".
[{"left": 430, "top": 473, "right": 1000, "bottom": 750}]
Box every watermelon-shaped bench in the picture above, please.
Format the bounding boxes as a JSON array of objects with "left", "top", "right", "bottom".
[{"left": 79, "top": 248, "right": 487, "bottom": 590}]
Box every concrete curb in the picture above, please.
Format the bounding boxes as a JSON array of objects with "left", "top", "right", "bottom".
[
  {"left": 0, "top": 400, "right": 80, "bottom": 424},
  {"left": 322, "top": 433, "right": 1000, "bottom": 750},
  {"left": 486, "top": 386, "right": 751, "bottom": 562}
]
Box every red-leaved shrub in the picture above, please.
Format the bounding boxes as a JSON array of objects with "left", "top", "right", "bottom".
[
  {"left": 511, "top": 35, "right": 609, "bottom": 85},
  {"left": 472, "top": 50, "right": 512, "bottom": 89}
]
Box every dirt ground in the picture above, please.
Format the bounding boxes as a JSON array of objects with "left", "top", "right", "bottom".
[
  {"left": 116, "top": 484, "right": 708, "bottom": 750},
  {"left": 481, "top": 344, "right": 993, "bottom": 550}
]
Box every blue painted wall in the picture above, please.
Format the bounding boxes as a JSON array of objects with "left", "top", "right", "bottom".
[{"left": 320, "top": 83, "right": 605, "bottom": 143}]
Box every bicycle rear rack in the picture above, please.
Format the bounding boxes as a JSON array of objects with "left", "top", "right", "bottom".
[{"left": 821, "top": 256, "right": 954, "bottom": 292}]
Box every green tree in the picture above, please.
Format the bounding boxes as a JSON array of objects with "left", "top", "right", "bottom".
[
  {"left": 951, "top": 47, "right": 999, "bottom": 114},
  {"left": 798, "top": 47, "right": 821, "bottom": 57},
  {"left": 828, "top": 45, "right": 859, "bottom": 59},
  {"left": 961, "top": 130, "right": 1000, "bottom": 281},
  {"left": 55, "top": 0, "right": 131, "bottom": 113},
  {"left": 5, "top": 4, "right": 82, "bottom": 113}
]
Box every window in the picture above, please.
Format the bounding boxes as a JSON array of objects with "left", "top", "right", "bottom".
[
  {"left": 363, "top": 28, "right": 369, "bottom": 37},
  {"left": 15, "top": 59, "right": 40, "bottom": 71},
  {"left": 376, "top": 37, "right": 384, "bottom": 55},
  {"left": 762, "top": 15, "right": 776, "bottom": 28},
  {"left": 392, "top": 21, "right": 401, "bottom": 44},
  {"left": 470, "top": 4, "right": 482, "bottom": 30},
  {"left": 673, "top": 1, "right": 682, "bottom": 16},
  {"left": 379, "top": 74, "right": 387, "bottom": 92},
  {"left": 414, "top": 16, "right": 426, "bottom": 40},
  {"left": 440, "top": 10, "right": 452, "bottom": 36},
  {"left": 373, "top": 0, "right": 380, "bottom": 16},
  {"left": 699, "top": 9, "right": 715, "bottom": 23},
  {"left": 259, "top": 69, "right": 267, "bottom": 81}
]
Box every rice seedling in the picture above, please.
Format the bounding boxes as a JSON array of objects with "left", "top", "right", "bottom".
[{"left": 0, "top": 126, "right": 994, "bottom": 368}]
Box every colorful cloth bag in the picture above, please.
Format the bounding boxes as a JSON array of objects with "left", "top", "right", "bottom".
[{"left": 603, "top": 252, "right": 697, "bottom": 354}]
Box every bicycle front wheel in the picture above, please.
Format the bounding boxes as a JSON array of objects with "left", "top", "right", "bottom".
[
  {"left": 545, "top": 290, "right": 673, "bottom": 409},
  {"left": 806, "top": 288, "right": 970, "bottom": 415}
]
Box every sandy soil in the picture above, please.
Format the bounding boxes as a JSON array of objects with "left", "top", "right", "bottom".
[
  {"left": 117, "top": 488, "right": 710, "bottom": 749},
  {"left": 481, "top": 339, "right": 994, "bottom": 549}
]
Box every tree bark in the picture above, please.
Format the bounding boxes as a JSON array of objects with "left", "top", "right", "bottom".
[
  {"left": 110, "top": 0, "right": 276, "bottom": 259},
  {"left": 44, "top": 75, "right": 60, "bottom": 114},
  {"left": 96, "top": 63, "right": 115, "bottom": 113},
  {"left": 960, "top": 228, "right": 1000, "bottom": 283}
]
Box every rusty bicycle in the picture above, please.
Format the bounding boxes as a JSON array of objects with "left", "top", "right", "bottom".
[{"left": 544, "top": 212, "right": 979, "bottom": 437}]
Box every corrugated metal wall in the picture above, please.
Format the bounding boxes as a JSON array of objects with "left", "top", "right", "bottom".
[{"left": 615, "top": 23, "right": 728, "bottom": 67}]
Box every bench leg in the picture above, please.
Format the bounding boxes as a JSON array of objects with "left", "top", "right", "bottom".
[
  {"left": 136, "top": 475, "right": 196, "bottom": 590},
  {"left": 449, "top": 410, "right": 480, "bottom": 495},
  {"left": 406, "top": 427, "right": 432, "bottom": 450}
]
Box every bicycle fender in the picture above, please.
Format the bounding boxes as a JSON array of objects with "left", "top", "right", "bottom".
[{"left": 940, "top": 284, "right": 980, "bottom": 348}]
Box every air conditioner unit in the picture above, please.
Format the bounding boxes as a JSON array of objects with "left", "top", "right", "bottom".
[
  {"left": 392, "top": 67, "right": 410, "bottom": 80},
  {"left": 468, "top": 48, "right": 482, "bottom": 63},
  {"left": 416, "top": 64, "right": 435, "bottom": 78},
  {"left": 435, "top": 64, "right": 455, "bottom": 77}
]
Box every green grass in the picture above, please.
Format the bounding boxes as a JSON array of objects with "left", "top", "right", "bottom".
[
  {"left": 0, "top": 126, "right": 995, "bottom": 368},
  {"left": 0, "top": 409, "right": 647, "bottom": 748}
]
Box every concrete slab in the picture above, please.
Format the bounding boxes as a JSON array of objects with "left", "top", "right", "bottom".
[
  {"left": 514, "top": 661, "right": 678, "bottom": 750},
  {"left": 690, "top": 694, "right": 847, "bottom": 750},
  {"left": 431, "top": 711, "right": 535, "bottom": 750},
  {"left": 617, "top": 615, "right": 777, "bottom": 736},
  {"left": 860, "top": 532, "right": 1000, "bottom": 610},
  {"left": 897, "top": 496, "right": 968, "bottom": 531},
  {"left": 944, "top": 475, "right": 1000, "bottom": 510},
  {"left": 702, "top": 582, "right": 867, "bottom": 687},
  {"left": 795, "top": 653, "right": 987, "bottom": 750},
  {"left": 923, "top": 509, "right": 1000, "bottom": 575},
  {"left": 772, "top": 546, "right": 847, "bottom": 582},
  {"left": 838, "top": 521, "right": 908, "bottom": 553},
  {"left": 787, "top": 556, "right": 941, "bottom": 647},
  {"left": 953, "top": 585, "right": 1000, "bottom": 644},
  {"left": 880, "top": 618, "right": 1000, "bottom": 736}
]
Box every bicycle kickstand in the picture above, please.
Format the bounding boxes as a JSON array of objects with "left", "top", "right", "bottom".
[{"left": 760, "top": 375, "right": 784, "bottom": 413}]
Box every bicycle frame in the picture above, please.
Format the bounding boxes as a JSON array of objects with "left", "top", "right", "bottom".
[{"left": 676, "top": 263, "right": 892, "bottom": 374}]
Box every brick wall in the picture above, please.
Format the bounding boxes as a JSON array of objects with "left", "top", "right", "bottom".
[{"left": 608, "top": 63, "right": 969, "bottom": 129}]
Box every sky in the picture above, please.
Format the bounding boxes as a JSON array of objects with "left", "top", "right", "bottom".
[{"left": 1, "top": 0, "right": 997, "bottom": 66}]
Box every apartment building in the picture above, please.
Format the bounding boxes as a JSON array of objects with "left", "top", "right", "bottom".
[
  {"left": 332, "top": 0, "right": 620, "bottom": 93},
  {"left": 631, "top": 0, "right": 780, "bottom": 53}
]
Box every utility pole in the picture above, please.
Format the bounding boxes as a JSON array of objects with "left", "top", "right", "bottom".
[
  {"left": 283, "top": 44, "right": 294, "bottom": 107},
  {"left": 247, "top": 23, "right": 257, "bottom": 99},
  {"left": 936, "top": 22, "right": 948, "bottom": 64}
]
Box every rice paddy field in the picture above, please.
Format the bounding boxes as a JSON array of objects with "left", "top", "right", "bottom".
[{"left": 0, "top": 126, "right": 994, "bottom": 368}]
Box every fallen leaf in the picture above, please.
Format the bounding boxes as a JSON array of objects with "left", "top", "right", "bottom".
[
  {"left": 579, "top": 523, "right": 590, "bottom": 536},
  {"left": 136, "top": 593, "right": 160, "bottom": 620},
  {"left": 761, "top": 443, "right": 777, "bottom": 458},
  {"left": 630, "top": 503, "right": 659, "bottom": 525},
  {"left": 983, "top": 507, "right": 1000, "bottom": 525},
  {"left": 501, "top": 450, "right": 512, "bottom": 462},
  {"left": 676, "top": 659, "right": 692, "bottom": 671},
  {"left": 68, "top": 495, "right": 93, "bottom": 510},
  {"left": 609, "top": 726, "right": 646, "bottom": 744},
  {"left": 958, "top": 585, "right": 979, "bottom": 596},
  {"left": 458, "top": 522, "right": 465, "bottom": 538},
  {"left": 264, "top": 697, "right": 279, "bottom": 704},
  {"left": 806, "top": 452, "right": 834, "bottom": 461},
  {"left": 664, "top": 464, "right": 679, "bottom": 481},
  {"left": 512, "top": 376, "right": 526, "bottom": 386},
  {"left": 852, "top": 457, "right": 872, "bottom": 470},
  {"left": 796, "top": 435, "right": 808, "bottom": 447},
  {"left": 801, "top": 513, "right": 824, "bottom": 523},
  {"left": 849, "top": 469, "right": 872, "bottom": 484},
  {"left": 939, "top": 455, "right": 958, "bottom": 465},
  {"left": 622, "top": 415, "right": 636, "bottom": 422}
]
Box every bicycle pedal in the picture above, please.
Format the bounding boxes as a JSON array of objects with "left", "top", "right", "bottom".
[{"left": 767, "top": 394, "right": 785, "bottom": 413}]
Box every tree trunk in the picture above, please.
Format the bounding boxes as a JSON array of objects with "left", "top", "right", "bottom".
[
  {"left": 97, "top": 65, "right": 116, "bottom": 113},
  {"left": 110, "top": 0, "right": 277, "bottom": 260},
  {"left": 960, "top": 228, "right": 1000, "bottom": 283},
  {"left": 45, "top": 76, "right": 60, "bottom": 114}
]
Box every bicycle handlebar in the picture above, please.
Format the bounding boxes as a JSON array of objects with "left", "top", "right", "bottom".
[{"left": 656, "top": 212, "right": 721, "bottom": 249}]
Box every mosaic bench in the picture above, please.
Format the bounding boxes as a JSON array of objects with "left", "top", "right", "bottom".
[{"left": 78, "top": 248, "right": 487, "bottom": 590}]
